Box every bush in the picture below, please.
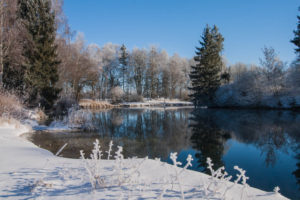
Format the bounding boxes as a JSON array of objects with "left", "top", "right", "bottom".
[
  {"left": 0, "top": 88, "right": 26, "bottom": 119},
  {"left": 110, "top": 87, "right": 124, "bottom": 104}
]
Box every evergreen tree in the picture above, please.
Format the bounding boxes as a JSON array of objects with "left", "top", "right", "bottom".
[
  {"left": 119, "top": 44, "right": 128, "bottom": 92},
  {"left": 189, "top": 25, "right": 224, "bottom": 107},
  {"left": 2, "top": 61, "right": 25, "bottom": 94},
  {"left": 18, "top": 0, "right": 60, "bottom": 109},
  {"left": 291, "top": 7, "right": 300, "bottom": 61}
]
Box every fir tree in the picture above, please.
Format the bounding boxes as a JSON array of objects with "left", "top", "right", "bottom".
[
  {"left": 18, "top": 0, "right": 61, "bottom": 109},
  {"left": 291, "top": 7, "right": 300, "bottom": 61},
  {"left": 189, "top": 25, "right": 224, "bottom": 107},
  {"left": 119, "top": 44, "right": 128, "bottom": 92}
]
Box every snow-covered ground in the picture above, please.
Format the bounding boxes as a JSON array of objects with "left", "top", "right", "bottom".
[
  {"left": 120, "top": 99, "right": 193, "bottom": 108},
  {"left": 0, "top": 120, "right": 289, "bottom": 199}
]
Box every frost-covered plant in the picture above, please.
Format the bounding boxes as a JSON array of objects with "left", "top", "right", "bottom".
[
  {"left": 80, "top": 139, "right": 105, "bottom": 189},
  {"left": 233, "top": 165, "right": 249, "bottom": 200},
  {"left": 158, "top": 153, "right": 194, "bottom": 200},
  {"left": 234, "top": 165, "right": 249, "bottom": 185},
  {"left": 0, "top": 88, "right": 28, "bottom": 120},
  {"left": 110, "top": 86, "right": 124, "bottom": 103},
  {"left": 180, "top": 154, "right": 193, "bottom": 173},
  {"left": 80, "top": 139, "right": 147, "bottom": 191},
  {"left": 273, "top": 186, "right": 280, "bottom": 194},
  {"left": 170, "top": 152, "right": 185, "bottom": 200},
  {"left": 114, "top": 146, "right": 124, "bottom": 185},
  {"left": 106, "top": 140, "right": 113, "bottom": 160},
  {"left": 205, "top": 157, "right": 233, "bottom": 198},
  {"left": 110, "top": 146, "right": 146, "bottom": 188},
  {"left": 206, "top": 157, "right": 232, "bottom": 182},
  {"left": 67, "top": 109, "right": 94, "bottom": 129}
]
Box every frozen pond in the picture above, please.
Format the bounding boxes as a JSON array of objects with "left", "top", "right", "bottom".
[{"left": 24, "top": 108, "right": 300, "bottom": 199}]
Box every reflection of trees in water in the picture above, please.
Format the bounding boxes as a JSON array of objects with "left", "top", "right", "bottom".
[
  {"left": 189, "top": 109, "right": 300, "bottom": 189},
  {"left": 294, "top": 156, "right": 300, "bottom": 189},
  {"left": 26, "top": 108, "right": 300, "bottom": 191},
  {"left": 27, "top": 108, "right": 193, "bottom": 160},
  {"left": 189, "top": 110, "right": 231, "bottom": 173},
  {"left": 258, "top": 126, "right": 287, "bottom": 167},
  {"left": 207, "top": 110, "right": 300, "bottom": 167},
  {"left": 293, "top": 145, "right": 300, "bottom": 190}
]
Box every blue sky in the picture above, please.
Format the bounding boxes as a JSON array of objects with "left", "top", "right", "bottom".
[{"left": 64, "top": 0, "right": 299, "bottom": 65}]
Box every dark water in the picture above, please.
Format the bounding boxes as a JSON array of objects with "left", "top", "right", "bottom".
[{"left": 24, "top": 108, "right": 300, "bottom": 199}]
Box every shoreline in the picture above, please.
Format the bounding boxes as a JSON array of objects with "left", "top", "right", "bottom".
[{"left": 0, "top": 119, "right": 289, "bottom": 199}]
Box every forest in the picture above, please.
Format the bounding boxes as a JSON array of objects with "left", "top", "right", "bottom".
[{"left": 0, "top": 0, "right": 300, "bottom": 115}]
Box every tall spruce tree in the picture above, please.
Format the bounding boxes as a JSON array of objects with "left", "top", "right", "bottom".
[
  {"left": 18, "top": 0, "right": 60, "bottom": 109},
  {"left": 291, "top": 7, "right": 300, "bottom": 61},
  {"left": 119, "top": 44, "right": 128, "bottom": 92},
  {"left": 189, "top": 25, "right": 224, "bottom": 107}
]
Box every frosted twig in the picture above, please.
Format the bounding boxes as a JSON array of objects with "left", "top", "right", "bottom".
[
  {"left": 55, "top": 143, "right": 68, "bottom": 156},
  {"left": 179, "top": 154, "right": 193, "bottom": 175},
  {"left": 234, "top": 166, "right": 249, "bottom": 185},
  {"left": 80, "top": 150, "right": 96, "bottom": 189},
  {"left": 106, "top": 140, "right": 113, "bottom": 160},
  {"left": 114, "top": 146, "right": 124, "bottom": 185},
  {"left": 170, "top": 152, "right": 184, "bottom": 200}
]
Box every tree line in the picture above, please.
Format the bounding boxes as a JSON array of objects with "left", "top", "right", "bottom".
[
  {"left": 0, "top": 0, "right": 299, "bottom": 111},
  {"left": 57, "top": 38, "right": 192, "bottom": 102},
  {"left": 189, "top": 9, "right": 300, "bottom": 108},
  {"left": 0, "top": 0, "right": 192, "bottom": 112}
]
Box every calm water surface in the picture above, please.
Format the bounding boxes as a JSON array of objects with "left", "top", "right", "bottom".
[{"left": 24, "top": 108, "right": 300, "bottom": 199}]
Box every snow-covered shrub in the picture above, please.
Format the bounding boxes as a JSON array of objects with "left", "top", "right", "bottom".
[
  {"left": 273, "top": 186, "right": 280, "bottom": 194},
  {"left": 67, "top": 108, "right": 94, "bottom": 129},
  {"left": 0, "top": 88, "right": 27, "bottom": 120},
  {"left": 169, "top": 152, "right": 185, "bottom": 199},
  {"left": 215, "top": 69, "right": 263, "bottom": 108},
  {"left": 80, "top": 139, "right": 105, "bottom": 189},
  {"left": 80, "top": 139, "right": 145, "bottom": 190},
  {"left": 287, "top": 62, "right": 300, "bottom": 91},
  {"left": 31, "top": 108, "right": 48, "bottom": 123},
  {"left": 158, "top": 152, "right": 194, "bottom": 200},
  {"left": 110, "top": 86, "right": 124, "bottom": 104}
]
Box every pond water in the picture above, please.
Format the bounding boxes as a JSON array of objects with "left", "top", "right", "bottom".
[{"left": 23, "top": 108, "right": 300, "bottom": 199}]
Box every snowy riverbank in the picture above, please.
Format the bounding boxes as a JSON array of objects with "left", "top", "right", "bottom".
[
  {"left": 79, "top": 99, "right": 193, "bottom": 109},
  {"left": 0, "top": 120, "right": 289, "bottom": 199}
]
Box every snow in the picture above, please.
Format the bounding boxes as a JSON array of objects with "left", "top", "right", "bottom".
[
  {"left": 0, "top": 120, "right": 289, "bottom": 199},
  {"left": 214, "top": 84, "right": 300, "bottom": 109},
  {"left": 120, "top": 99, "right": 193, "bottom": 108}
]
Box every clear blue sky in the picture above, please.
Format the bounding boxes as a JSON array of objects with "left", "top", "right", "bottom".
[{"left": 64, "top": 0, "right": 299, "bottom": 65}]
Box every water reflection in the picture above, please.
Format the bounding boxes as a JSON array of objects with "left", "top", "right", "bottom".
[
  {"left": 293, "top": 148, "right": 300, "bottom": 190},
  {"left": 23, "top": 108, "right": 300, "bottom": 199},
  {"left": 189, "top": 109, "right": 231, "bottom": 172},
  {"left": 26, "top": 108, "right": 193, "bottom": 160},
  {"left": 189, "top": 109, "right": 300, "bottom": 199}
]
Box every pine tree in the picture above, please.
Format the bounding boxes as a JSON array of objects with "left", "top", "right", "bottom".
[
  {"left": 189, "top": 25, "right": 224, "bottom": 107},
  {"left": 291, "top": 7, "right": 300, "bottom": 61},
  {"left": 119, "top": 44, "right": 128, "bottom": 92},
  {"left": 18, "top": 0, "right": 61, "bottom": 109}
]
